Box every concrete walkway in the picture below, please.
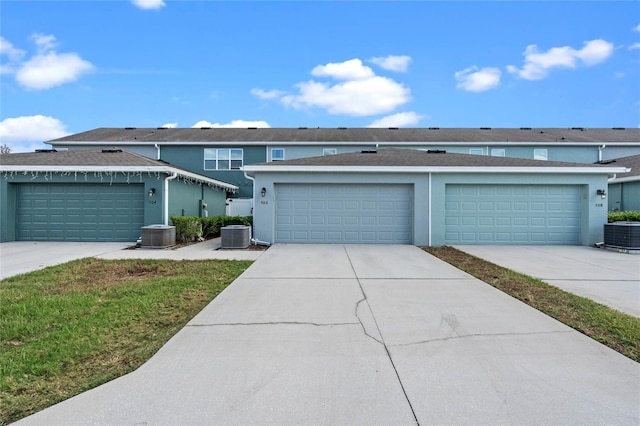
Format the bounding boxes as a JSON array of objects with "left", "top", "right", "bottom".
[
  {"left": 14, "top": 245, "right": 640, "bottom": 425},
  {"left": 455, "top": 245, "right": 640, "bottom": 317},
  {"left": 0, "top": 239, "right": 264, "bottom": 280}
]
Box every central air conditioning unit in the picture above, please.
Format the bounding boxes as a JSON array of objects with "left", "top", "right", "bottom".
[
  {"left": 604, "top": 222, "right": 640, "bottom": 250},
  {"left": 220, "top": 225, "right": 250, "bottom": 249},
  {"left": 141, "top": 225, "right": 176, "bottom": 249}
]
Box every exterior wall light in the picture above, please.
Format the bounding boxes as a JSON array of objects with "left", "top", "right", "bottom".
[
  {"left": 261, "top": 187, "right": 267, "bottom": 197},
  {"left": 149, "top": 188, "right": 156, "bottom": 197},
  {"left": 597, "top": 189, "right": 606, "bottom": 199}
]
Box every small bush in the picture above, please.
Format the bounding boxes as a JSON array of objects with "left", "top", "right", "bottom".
[
  {"left": 170, "top": 215, "right": 253, "bottom": 242},
  {"left": 608, "top": 211, "right": 640, "bottom": 223}
]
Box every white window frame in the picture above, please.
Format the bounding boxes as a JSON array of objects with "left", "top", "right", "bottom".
[
  {"left": 204, "top": 148, "right": 243, "bottom": 170},
  {"left": 469, "top": 148, "right": 484, "bottom": 155},
  {"left": 534, "top": 148, "right": 548, "bottom": 161},
  {"left": 323, "top": 148, "right": 337, "bottom": 156},
  {"left": 491, "top": 148, "right": 506, "bottom": 157},
  {"left": 271, "top": 148, "right": 285, "bottom": 161}
]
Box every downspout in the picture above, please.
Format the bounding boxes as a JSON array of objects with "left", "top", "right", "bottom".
[
  {"left": 243, "top": 171, "right": 271, "bottom": 246},
  {"left": 428, "top": 172, "right": 432, "bottom": 246},
  {"left": 164, "top": 172, "right": 178, "bottom": 225},
  {"left": 598, "top": 144, "right": 606, "bottom": 162},
  {"left": 154, "top": 144, "right": 160, "bottom": 160}
]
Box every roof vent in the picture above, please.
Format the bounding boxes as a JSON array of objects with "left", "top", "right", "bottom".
[
  {"left": 519, "top": 127, "right": 532, "bottom": 130},
  {"left": 247, "top": 127, "right": 257, "bottom": 129},
  {"left": 480, "top": 127, "right": 492, "bottom": 130},
  {"left": 388, "top": 127, "right": 398, "bottom": 130},
  {"left": 428, "top": 127, "right": 440, "bottom": 130},
  {"left": 361, "top": 150, "right": 377, "bottom": 154},
  {"left": 124, "top": 127, "right": 136, "bottom": 130},
  {"left": 35, "top": 149, "right": 57, "bottom": 153},
  {"left": 426, "top": 149, "right": 446, "bottom": 154},
  {"left": 157, "top": 127, "right": 168, "bottom": 130},
  {"left": 338, "top": 127, "right": 347, "bottom": 129},
  {"left": 570, "top": 127, "right": 585, "bottom": 131},
  {"left": 200, "top": 127, "right": 211, "bottom": 129},
  {"left": 298, "top": 127, "right": 307, "bottom": 129},
  {"left": 612, "top": 127, "right": 626, "bottom": 130},
  {"left": 102, "top": 149, "right": 123, "bottom": 153}
]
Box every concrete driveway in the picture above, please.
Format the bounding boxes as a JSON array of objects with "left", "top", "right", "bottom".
[
  {"left": 15, "top": 244, "right": 639, "bottom": 425},
  {"left": 455, "top": 245, "right": 640, "bottom": 317}
]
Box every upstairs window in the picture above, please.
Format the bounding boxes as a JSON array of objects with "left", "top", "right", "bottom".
[
  {"left": 323, "top": 148, "right": 337, "bottom": 156},
  {"left": 534, "top": 149, "right": 548, "bottom": 161},
  {"left": 204, "top": 148, "right": 243, "bottom": 170},
  {"left": 469, "top": 148, "right": 484, "bottom": 155},
  {"left": 271, "top": 148, "right": 285, "bottom": 161},
  {"left": 491, "top": 148, "right": 506, "bottom": 157}
]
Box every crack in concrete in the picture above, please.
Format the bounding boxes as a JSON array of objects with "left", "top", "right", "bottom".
[
  {"left": 390, "top": 330, "right": 574, "bottom": 348},
  {"left": 343, "top": 245, "right": 420, "bottom": 426},
  {"left": 187, "top": 321, "right": 360, "bottom": 327},
  {"left": 354, "top": 298, "right": 384, "bottom": 345}
]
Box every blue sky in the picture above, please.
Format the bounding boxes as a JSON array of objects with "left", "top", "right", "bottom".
[{"left": 1, "top": 1, "right": 639, "bottom": 152}]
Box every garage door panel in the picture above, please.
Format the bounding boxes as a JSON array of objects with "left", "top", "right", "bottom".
[
  {"left": 16, "top": 183, "right": 144, "bottom": 242},
  {"left": 445, "top": 184, "right": 581, "bottom": 245},
  {"left": 275, "top": 184, "right": 412, "bottom": 244}
]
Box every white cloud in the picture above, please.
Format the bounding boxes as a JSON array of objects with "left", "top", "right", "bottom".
[
  {"left": 31, "top": 33, "right": 57, "bottom": 52},
  {"left": 369, "top": 55, "right": 411, "bottom": 72},
  {"left": 455, "top": 66, "right": 501, "bottom": 92},
  {"left": 131, "top": 0, "right": 165, "bottom": 10},
  {"left": 634, "top": 24, "right": 640, "bottom": 32},
  {"left": 507, "top": 39, "right": 614, "bottom": 80},
  {"left": 311, "top": 59, "right": 375, "bottom": 80},
  {"left": 160, "top": 122, "right": 177, "bottom": 128},
  {"left": 0, "top": 37, "right": 26, "bottom": 74},
  {"left": 0, "top": 115, "right": 69, "bottom": 152},
  {"left": 16, "top": 51, "right": 94, "bottom": 90},
  {"left": 629, "top": 42, "right": 640, "bottom": 51},
  {"left": 256, "top": 58, "right": 411, "bottom": 117},
  {"left": 250, "top": 88, "right": 285, "bottom": 99},
  {"left": 191, "top": 120, "right": 271, "bottom": 128},
  {"left": 367, "top": 112, "right": 424, "bottom": 128},
  {"left": 3, "top": 34, "right": 94, "bottom": 90}
]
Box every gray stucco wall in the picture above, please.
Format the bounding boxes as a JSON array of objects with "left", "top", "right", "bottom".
[{"left": 250, "top": 171, "right": 610, "bottom": 247}]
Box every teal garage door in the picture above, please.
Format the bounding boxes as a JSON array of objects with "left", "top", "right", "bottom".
[
  {"left": 445, "top": 184, "right": 581, "bottom": 244},
  {"left": 16, "top": 183, "right": 144, "bottom": 241},
  {"left": 275, "top": 184, "right": 412, "bottom": 243}
]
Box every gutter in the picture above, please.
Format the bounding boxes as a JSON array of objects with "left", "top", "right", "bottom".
[
  {"left": 598, "top": 144, "right": 606, "bottom": 162},
  {"left": 163, "top": 172, "right": 178, "bottom": 225}
]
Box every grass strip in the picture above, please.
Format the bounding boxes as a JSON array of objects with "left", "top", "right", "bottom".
[
  {"left": 0, "top": 258, "right": 251, "bottom": 425},
  {"left": 423, "top": 246, "right": 640, "bottom": 363}
]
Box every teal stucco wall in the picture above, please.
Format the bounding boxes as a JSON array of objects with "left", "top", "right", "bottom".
[
  {"left": 160, "top": 145, "right": 264, "bottom": 197},
  {"left": 0, "top": 171, "right": 228, "bottom": 242}
]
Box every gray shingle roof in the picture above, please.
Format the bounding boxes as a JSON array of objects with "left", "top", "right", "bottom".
[
  {"left": 249, "top": 148, "right": 624, "bottom": 169},
  {"left": 48, "top": 127, "right": 640, "bottom": 144},
  {"left": 0, "top": 148, "right": 162, "bottom": 167},
  {"left": 0, "top": 148, "right": 239, "bottom": 191},
  {"left": 603, "top": 154, "right": 640, "bottom": 179}
]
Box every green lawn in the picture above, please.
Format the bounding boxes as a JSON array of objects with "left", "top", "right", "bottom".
[{"left": 0, "top": 258, "right": 251, "bottom": 425}]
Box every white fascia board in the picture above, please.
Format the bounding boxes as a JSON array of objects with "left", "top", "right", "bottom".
[
  {"left": 243, "top": 165, "right": 630, "bottom": 175},
  {"left": 0, "top": 165, "right": 238, "bottom": 191},
  {"left": 609, "top": 175, "right": 640, "bottom": 184}
]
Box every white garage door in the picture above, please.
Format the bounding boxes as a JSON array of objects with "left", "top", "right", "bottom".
[
  {"left": 275, "top": 184, "right": 412, "bottom": 243},
  {"left": 445, "top": 184, "right": 581, "bottom": 244}
]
